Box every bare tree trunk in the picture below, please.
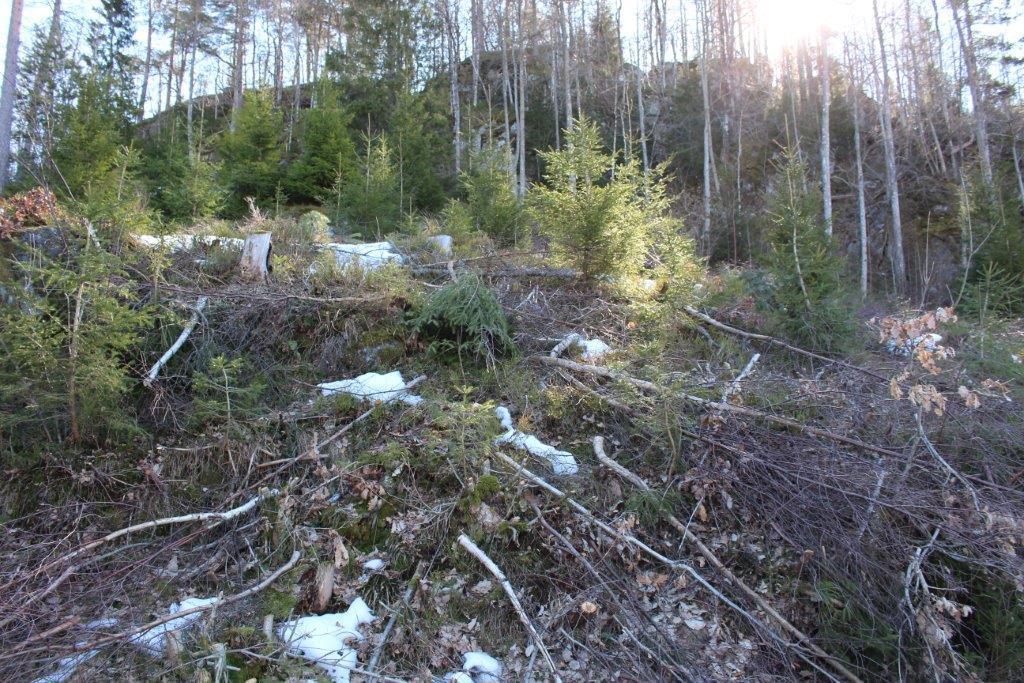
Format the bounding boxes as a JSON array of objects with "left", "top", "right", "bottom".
[
  {"left": 230, "top": 0, "right": 247, "bottom": 131},
  {"left": 819, "top": 29, "right": 832, "bottom": 237},
  {"left": 273, "top": 0, "right": 283, "bottom": 104},
  {"left": 1012, "top": 139, "right": 1024, "bottom": 210},
  {"left": 559, "top": 0, "right": 573, "bottom": 134},
  {"left": 471, "top": 0, "right": 483, "bottom": 107},
  {"left": 441, "top": 0, "right": 462, "bottom": 174},
  {"left": 873, "top": 0, "right": 907, "bottom": 293},
  {"left": 22, "top": 0, "right": 59, "bottom": 160},
  {"left": 166, "top": 0, "right": 180, "bottom": 113},
  {"left": 514, "top": 0, "right": 527, "bottom": 198},
  {"left": 699, "top": 0, "right": 713, "bottom": 250},
  {"left": 848, "top": 43, "right": 869, "bottom": 300},
  {"left": 636, "top": 67, "right": 650, "bottom": 175},
  {"left": 949, "top": 0, "right": 992, "bottom": 184},
  {"left": 138, "top": 0, "right": 154, "bottom": 122},
  {"left": 187, "top": 32, "right": 198, "bottom": 148},
  {"left": 0, "top": 0, "right": 23, "bottom": 191}
]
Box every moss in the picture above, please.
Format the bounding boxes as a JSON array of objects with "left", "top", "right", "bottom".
[{"left": 263, "top": 587, "right": 300, "bottom": 619}]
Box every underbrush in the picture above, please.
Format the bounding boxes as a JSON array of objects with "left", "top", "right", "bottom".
[{"left": 2, "top": 197, "right": 1023, "bottom": 682}]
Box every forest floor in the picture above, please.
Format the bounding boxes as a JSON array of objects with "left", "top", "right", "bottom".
[{"left": 3, "top": 217, "right": 1024, "bottom": 682}]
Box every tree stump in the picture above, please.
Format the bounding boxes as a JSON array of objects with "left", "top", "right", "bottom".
[{"left": 239, "top": 232, "right": 272, "bottom": 280}]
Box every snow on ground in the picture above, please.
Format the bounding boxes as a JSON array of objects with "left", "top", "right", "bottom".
[
  {"left": 362, "top": 558, "right": 385, "bottom": 571},
  {"left": 445, "top": 650, "right": 504, "bottom": 683},
  {"left": 133, "top": 234, "right": 244, "bottom": 252},
  {"left": 428, "top": 234, "right": 453, "bottom": 255},
  {"left": 277, "top": 598, "right": 376, "bottom": 683},
  {"left": 579, "top": 338, "right": 612, "bottom": 361},
  {"left": 887, "top": 333, "right": 943, "bottom": 356},
  {"left": 323, "top": 242, "right": 404, "bottom": 270},
  {"left": 129, "top": 597, "right": 219, "bottom": 656},
  {"left": 495, "top": 406, "right": 579, "bottom": 475},
  {"left": 32, "top": 619, "right": 117, "bottom": 683},
  {"left": 317, "top": 371, "right": 422, "bottom": 406}
]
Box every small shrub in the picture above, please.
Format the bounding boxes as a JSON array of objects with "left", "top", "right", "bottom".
[
  {"left": 529, "top": 117, "right": 674, "bottom": 282},
  {"left": 337, "top": 134, "right": 402, "bottom": 235},
  {"left": 762, "top": 150, "right": 856, "bottom": 353},
  {"left": 457, "top": 147, "right": 524, "bottom": 244},
  {"left": 0, "top": 224, "right": 152, "bottom": 450},
  {"left": 409, "top": 275, "right": 514, "bottom": 366},
  {"left": 218, "top": 91, "right": 284, "bottom": 216},
  {"left": 190, "top": 355, "right": 266, "bottom": 429},
  {"left": 296, "top": 210, "right": 332, "bottom": 243}
]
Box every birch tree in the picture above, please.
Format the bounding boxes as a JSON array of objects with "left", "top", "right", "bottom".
[{"left": 0, "top": 0, "right": 25, "bottom": 191}]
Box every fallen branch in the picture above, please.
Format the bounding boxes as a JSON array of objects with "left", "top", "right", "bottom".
[
  {"left": 535, "top": 355, "right": 900, "bottom": 459},
  {"left": 549, "top": 333, "right": 583, "bottom": 358},
  {"left": 492, "top": 451, "right": 853, "bottom": 683},
  {"left": 9, "top": 550, "right": 301, "bottom": 662},
  {"left": 721, "top": 352, "right": 761, "bottom": 403},
  {"left": 457, "top": 534, "right": 562, "bottom": 682},
  {"left": 144, "top": 296, "right": 209, "bottom": 387},
  {"left": 592, "top": 437, "right": 862, "bottom": 683},
  {"left": 23, "top": 489, "right": 278, "bottom": 583},
  {"left": 366, "top": 560, "right": 425, "bottom": 675},
  {"left": 915, "top": 410, "right": 980, "bottom": 511},
  {"left": 529, "top": 501, "right": 693, "bottom": 682},
  {"left": 683, "top": 306, "right": 885, "bottom": 380}
]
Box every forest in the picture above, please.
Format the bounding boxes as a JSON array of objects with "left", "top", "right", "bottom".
[{"left": 0, "top": 0, "right": 1023, "bottom": 680}]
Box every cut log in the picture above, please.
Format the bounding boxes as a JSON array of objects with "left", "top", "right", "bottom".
[{"left": 239, "top": 232, "right": 272, "bottom": 280}]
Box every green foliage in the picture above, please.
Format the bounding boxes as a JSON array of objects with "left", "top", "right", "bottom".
[
  {"left": 409, "top": 275, "right": 514, "bottom": 365},
  {"left": 338, "top": 134, "right": 402, "bottom": 235},
  {"left": 142, "top": 136, "right": 223, "bottom": 222},
  {"left": 388, "top": 87, "right": 448, "bottom": 212},
  {"left": 296, "top": 210, "right": 332, "bottom": 243},
  {"left": 451, "top": 147, "right": 523, "bottom": 244},
  {"left": 762, "top": 150, "right": 855, "bottom": 353},
  {"left": 529, "top": 117, "right": 664, "bottom": 281},
  {"left": 960, "top": 173, "right": 1024, "bottom": 313},
  {"left": 190, "top": 355, "right": 266, "bottom": 428},
  {"left": 0, "top": 228, "right": 151, "bottom": 452},
  {"left": 286, "top": 87, "right": 358, "bottom": 204},
  {"left": 218, "top": 91, "right": 284, "bottom": 216},
  {"left": 814, "top": 579, "right": 902, "bottom": 677},
  {"left": 50, "top": 74, "right": 127, "bottom": 199}
]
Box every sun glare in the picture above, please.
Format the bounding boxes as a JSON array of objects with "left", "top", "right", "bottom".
[{"left": 756, "top": 0, "right": 871, "bottom": 53}]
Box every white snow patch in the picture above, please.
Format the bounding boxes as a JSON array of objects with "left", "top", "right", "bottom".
[
  {"left": 579, "top": 338, "right": 612, "bottom": 361},
  {"left": 277, "top": 598, "right": 376, "bottom": 683},
  {"left": 429, "top": 234, "right": 453, "bottom": 254},
  {"left": 33, "top": 618, "right": 120, "bottom": 682},
  {"left": 317, "top": 371, "right": 422, "bottom": 406},
  {"left": 130, "top": 596, "right": 218, "bottom": 656},
  {"left": 362, "top": 558, "right": 385, "bottom": 571},
  {"left": 887, "top": 333, "right": 943, "bottom": 357},
  {"left": 323, "top": 241, "right": 404, "bottom": 270},
  {"left": 134, "top": 234, "right": 244, "bottom": 252},
  {"left": 445, "top": 651, "right": 503, "bottom": 683},
  {"left": 34, "top": 651, "right": 100, "bottom": 683},
  {"left": 494, "top": 406, "right": 579, "bottom": 475}
]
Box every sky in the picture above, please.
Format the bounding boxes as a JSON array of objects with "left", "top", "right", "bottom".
[{"left": 0, "top": 0, "right": 1021, "bottom": 92}]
